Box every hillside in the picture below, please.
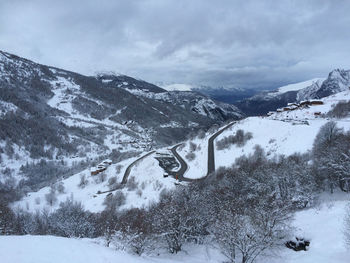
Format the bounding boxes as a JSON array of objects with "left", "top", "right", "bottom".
[
  {"left": 0, "top": 50, "right": 242, "bottom": 191},
  {"left": 14, "top": 84, "right": 350, "bottom": 214}
]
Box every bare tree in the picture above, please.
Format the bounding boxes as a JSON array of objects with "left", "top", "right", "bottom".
[
  {"left": 212, "top": 206, "right": 291, "bottom": 263},
  {"left": 78, "top": 175, "right": 89, "bottom": 188},
  {"left": 103, "top": 191, "right": 126, "bottom": 212},
  {"left": 45, "top": 188, "right": 57, "bottom": 206},
  {"left": 56, "top": 182, "right": 65, "bottom": 194}
]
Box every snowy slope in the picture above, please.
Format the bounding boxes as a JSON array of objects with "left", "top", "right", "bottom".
[
  {"left": 273, "top": 78, "right": 324, "bottom": 95},
  {"left": 3, "top": 196, "right": 350, "bottom": 263},
  {"left": 181, "top": 89, "right": 350, "bottom": 180},
  {"left": 13, "top": 151, "right": 177, "bottom": 213}
]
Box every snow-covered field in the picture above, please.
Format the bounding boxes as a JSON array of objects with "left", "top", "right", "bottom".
[{"left": 3, "top": 195, "right": 350, "bottom": 263}]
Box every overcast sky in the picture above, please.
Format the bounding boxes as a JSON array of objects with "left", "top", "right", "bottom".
[{"left": 1, "top": 0, "right": 350, "bottom": 89}]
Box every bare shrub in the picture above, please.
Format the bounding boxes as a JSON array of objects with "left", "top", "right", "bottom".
[
  {"left": 153, "top": 180, "right": 163, "bottom": 191},
  {"left": 45, "top": 188, "right": 57, "bottom": 206},
  {"left": 328, "top": 100, "right": 350, "bottom": 118},
  {"left": 140, "top": 182, "right": 146, "bottom": 190},
  {"left": 127, "top": 176, "right": 138, "bottom": 191},
  {"left": 197, "top": 129, "right": 206, "bottom": 139},
  {"left": 78, "top": 175, "right": 89, "bottom": 189},
  {"left": 56, "top": 182, "right": 65, "bottom": 194},
  {"left": 189, "top": 142, "right": 198, "bottom": 152},
  {"left": 108, "top": 177, "right": 119, "bottom": 190},
  {"left": 103, "top": 191, "right": 126, "bottom": 211},
  {"left": 95, "top": 172, "right": 107, "bottom": 184},
  {"left": 216, "top": 129, "right": 253, "bottom": 150},
  {"left": 115, "top": 165, "right": 122, "bottom": 174},
  {"left": 185, "top": 152, "right": 196, "bottom": 161}
]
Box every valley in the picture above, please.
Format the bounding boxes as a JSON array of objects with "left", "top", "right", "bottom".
[{"left": 2, "top": 54, "right": 350, "bottom": 263}]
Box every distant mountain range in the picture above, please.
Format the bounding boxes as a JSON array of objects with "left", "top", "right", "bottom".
[
  {"left": 164, "top": 69, "right": 350, "bottom": 116},
  {"left": 159, "top": 83, "right": 259, "bottom": 104},
  {"left": 234, "top": 69, "right": 350, "bottom": 115}
]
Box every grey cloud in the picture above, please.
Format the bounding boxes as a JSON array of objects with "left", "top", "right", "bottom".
[{"left": 1, "top": 0, "right": 350, "bottom": 89}]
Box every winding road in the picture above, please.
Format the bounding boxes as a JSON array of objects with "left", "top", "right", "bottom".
[
  {"left": 121, "top": 150, "right": 156, "bottom": 184},
  {"left": 96, "top": 150, "right": 155, "bottom": 194},
  {"left": 167, "top": 143, "right": 191, "bottom": 182},
  {"left": 97, "top": 121, "right": 236, "bottom": 192},
  {"left": 206, "top": 122, "right": 235, "bottom": 176},
  {"left": 168, "top": 121, "right": 236, "bottom": 181}
]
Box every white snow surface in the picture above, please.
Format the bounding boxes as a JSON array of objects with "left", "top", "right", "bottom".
[
  {"left": 162, "top": 83, "right": 193, "bottom": 91},
  {"left": 0, "top": 235, "right": 146, "bottom": 263},
  {"left": 272, "top": 78, "right": 324, "bottom": 95},
  {"left": 269, "top": 193, "right": 350, "bottom": 263}
]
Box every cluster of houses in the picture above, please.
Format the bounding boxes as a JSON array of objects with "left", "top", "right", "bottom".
[
  {"left": 267, "top": 100, "right": 324, "bottom": 116},
  {"left": 90, "top": 159, "right": 112, "bottom": 176}
]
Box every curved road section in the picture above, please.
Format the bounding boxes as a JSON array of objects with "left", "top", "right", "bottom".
[
  {"left": 169, "top": 144, "right": 191, "bottom": 182},
  {"left": 98, "top": 121, "right": 235, "bottom": 192},
  {"left": 169, "top": 121, "right": 235, "bottom": 182},
  {"left": 207, "top": 122, "right": 235, "bottom": 176},
  {"left": 121, "top": 150, "right": 156, "bottom": 184},
  {"left": 97, "top": 150, "right": 155, "bottom": 194}
]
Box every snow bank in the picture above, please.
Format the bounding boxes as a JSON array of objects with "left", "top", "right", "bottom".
[
  {"left": 268, "top": 195, "right": 350, "bottom": 263},
  {"left": 0, "top": 235, "right": 225, "bottom": 263},
  {"left": 0, "top": 235, "right": 145, "bottom": 263}
]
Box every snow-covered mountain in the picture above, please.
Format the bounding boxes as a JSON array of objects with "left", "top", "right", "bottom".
[
  {"left": 161, "top": 83, "right": 193, "bottom": 91},
  {"left": 235, "top": 69, "right": 350, "bottom": 115},
  {"left": 194, "top": 85, "right": 259, "bottom": 104},
  {"left": 297, "top": 69, "right": 350, "bottom": 101},
  {"left": 98, "top": 75, "right": 244, "bottom": 122},
  {"left": 0, "top": 50, "right": 242, "bottom": 190}
]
